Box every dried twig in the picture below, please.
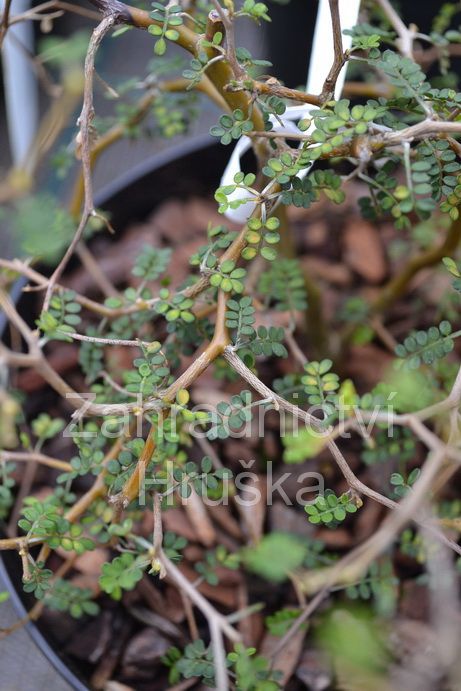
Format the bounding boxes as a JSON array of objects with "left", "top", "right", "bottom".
[
  {"left": 0, "top": 0, "right": 12, "bottom": 47},
  {"left": 320, "top": 0, "right": 347, "bottom": 103},
  {"left": 210, "top": 1, "right": 243, "bottom": 82},
  {"left": 376, "top": 0, "right": 415, "bottom": 59},
  {"left": 223, "top": 346, "right": 461, "bottom": 557},
  {"left": 42, "top": 15, "right": 116, "bottom": 312},
  {"left": 0, "top": 450, "right": 72, "bottom": 472},
  {"left": 272, "top": 446, "right": 447, "bottom": 657}
]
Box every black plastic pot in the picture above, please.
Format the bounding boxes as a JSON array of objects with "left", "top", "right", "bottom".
[{"left": 0, "top": 133, "right": 229, "bottom": 690}]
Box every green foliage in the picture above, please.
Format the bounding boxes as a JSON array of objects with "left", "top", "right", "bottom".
[
  {"left": 361, "top": 427, "right": 416, "bottom": 466},
  {"left": 227, "top": 644, "right": 281, "bottom": 690},
  {"left": 282, "top": 426, "right": 329, "bottom": 463},
  {"left": 190, "top": 223, "right": 236, "bottom": 272},
  {"left": 273, "top": 372, "right": 309, "bottom": 406},
  {"left": 78, "top": 328, "right": 104, "bottom": 383},
  {"left": 123, "top": 341, "right": 170, "bottom": 396},
  {"left": 208, "top": 259, "right": 246, "bottom": 293},
  {"left": 8, "top": 3, "right": 461, "bottom": 678},
  {"left": 171, "top": 457, "right": 233, "bottom": 499},
  {"left": 344, "top": 560, "right": 398, "bottom": 616},
  {"left": 132, "top": 245, "right": 171, "bottom": 281},
  {"left": 302, "top": 359, "right": 340, "bottom": 416},
  {"left": 167, "top": 638, "right": 280, "bottom": 689},
  {"left": 394, "top": 320, "right": 456, "bottom": 369},
  {"left": 80, "top": 500, "right": 133, "bottom": 545},
  {"left": 373, "top": 367, "right": 436, "bottom": 413},
  {"left": 31, "top": 413, "right": 65, "bottom": 443},
  {"left": 12, "top": 195, "right": 75, "bottom": 263},
  {"left": 244, "top": 325, "right": 287, "bottom": 359},
  {"left": 241, "top": 216, "right": 280, "bottom": 262},
  {"left": 305, "top": 492, "right": 359, "bottom": 525},
  {"left": 416, "top": 140, "right": 460, "bottom": 219},
  {"left": 22, "top": 562, "right": 53, "bottom": 600},
  {"left": 443, "top": 255, "right": 461, "bottom": 290},
  {"left": 148, "top": 3, "right": 183, "bottom": 56},
  {"left": 243, "top": 533, "right": 306, "bottom": 582},
  {"left": 306, "top": 99, "right": 381, "bottom": 161},
  {"left": 45, "top": 579, "right": 99, "bottom": 618},
  {"left": 183, "top": 47, "right": 216, "bottom": 88},
  {"left": 262, "top": 150, "right": 305, "bottom": 184},
  {"left": 280, "top": 175, "right": 317, "bottom": 209},
  {"left": 265, "top": 608, "right": 302, "bottom": 637},
  {"left": 105, "top": 439, "right": 149, "bottom": 493},
  {"left": 18, "top": 497, "right": 94, "bottom": 553},
  {"left": 163, "top": 640, "right": 215, "bottom": 686},
  {"left": 152, "top": 91, "right": 197, "bottom": 139},
  {"left": 163, "top": 531, "right": 188, "bottom": 562},
  {"left": 400, "top": 528, "right": 426, "bottom": 563},
  {"left": 39, "top": 30, "right": 89, "bottom": 70},
  {"left": 258, "top": 258, "right": 307, "bottom": 312},
  {"left": 155, "top": 288, "right": 196, "bottom": 322},
  {"left": 374, "top": 50, "right": 430, "bottom": 100},
  {"left": 260, "top": 95, "right": 286, "bottom": 129},
  {"left": 67, "top": 429, "right": 106, "bottom": 478},
  {"left": 236, "top": 46, "right": 272, "bottom": 72},
  {"left": 390, "top": 467, "right": 421, "bottom": 498},
  {"left": 351, "top": 33, "right": 382, "bottom": 50},
  {"left": 210, "top": 109, "right": 254, "bottom": 145},
  {"left": 207, "top": 390, "right": 254, "bottom": 440},
  {"left": 99, "top": 552, "right": 145, "bottom": 600},
  {"left": 36, "top": 290, "right": 81, "bottom": 341},
  {"left": 343, "top": 22, "right": 395, "bottom": 46},
  {"left": 0, "top": 461, "right": 15, "bottom": 520},
  {"left": 225, "top": 296, "right": 256, "bottom": 344},
  {"left": 281, "top": 169, "right": 346, "bottom": 208},
  {"left": 215, "top": 171, "right": 258, "bottom": 214},
  {"left": 317, "top": 608, "right": 390, "bottom": 678},
  {"left": 195, "top": 545, "right": 240, "bottom": 585},
  {"left": 237, "top": 0, "right": 271, "bottom": 23}
]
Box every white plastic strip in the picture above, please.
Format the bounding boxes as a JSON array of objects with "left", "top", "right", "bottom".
[
  {"left": 221, "top": 0, "right": 362, "bottom": 223},
  {"left": 1, "top": 0, "right": 39, "bottom": 167}
]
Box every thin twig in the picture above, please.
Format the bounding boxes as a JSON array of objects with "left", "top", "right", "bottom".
[
  {"left": 0, "top": 451, "right": 72, "bottom": 472},
  {"left": 161, "top": 552, "right": 241, "bottom": 644},
  {"left": 62, "top": 332, "right": 154, "bottom": 348},
  {"left": 0, "top": 0, "right": 12, "bottom": 47},
  {"left": 320, "top": 0, "right": 347, "bottom": 103},
  {"left": 273, "top": 446, "right": 447, "bottom": 657},
  {"left": 376, "top": 0, "right": 415, "bottom": 59},
  {"left": 223, "top": 346, "right": 461, "bottom": 557},
  {"left": 42, "top": 15, "right": 116, "bottom": 312},
  {"left": 210, "top": 1, "right": 244, "bottom": 81},
  {"left": 250, "top": 79, "right": 320, "bottom": 106}
]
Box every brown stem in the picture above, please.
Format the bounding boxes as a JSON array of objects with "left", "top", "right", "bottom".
[
  {"left": 88, "top": 0, "right": 265, "bottom": 131},
  {"left": 251, "top": 80, "right": 321, "bottom": 106},
  {"left": 320, "top": 0, "right": 347, "bottom": 103},
  {"left": 116, "top": 291, "right": 230, "bottom": 506},
  {"left": 0, "top": 451, "right": 72, "bottom": 472},
  {"left": 210, "top": 2, "right": 244, "bottom": 82}
]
